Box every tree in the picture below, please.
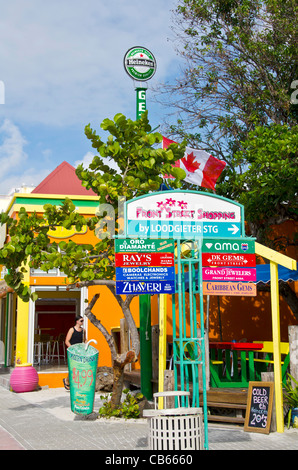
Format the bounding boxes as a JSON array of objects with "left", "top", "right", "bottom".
[
  {"left": 217, "top": 124, "right": 298, "bottom": 243},
  {"left": 157, "top": 0, "right": 297, "bottom": 158},
  {"left": 0, "top": 112, "right": 186, "bottom": 408},
  {"left": 159, "top": 0, "right": 298, "bottom": 241},
  {"left": 155, "top": 0, "right": 298, "bottom": 315}
]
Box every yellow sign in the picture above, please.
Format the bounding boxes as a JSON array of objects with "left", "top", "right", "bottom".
[
  {"left": 203, "top": 281, "right": 257, "bottom": 296},
  {"left": 47, "top": 225, "right": 87, "bottom": 239}
]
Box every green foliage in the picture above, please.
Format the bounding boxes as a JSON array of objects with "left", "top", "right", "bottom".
[
  {"left": 161, "top": 2, "right": 298, "bottom": 249},
  {"left": 283, "top": 374, "right": 298, "bottom": 428},
  {"left": 216, "top": 123, "right": 298, "bottom": 245},
  {"left": 99, "top": 389, "right": 144, "bottom": 419},
  {"left": 78, "top": 111, "right": 186, "bottom": 203},
  {"left": 160, "top": 0, "right": 298, "bottom": 164},
  {"left": 0, "top": 112, "right": 186, "bottom": 301}
]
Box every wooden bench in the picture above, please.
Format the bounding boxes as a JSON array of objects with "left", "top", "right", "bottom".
[
  {"left": 250, "top": 341, "right": 290, "bottom": 385},
  {"left": 199, "top": 388, "right": 248, "bottom": 424}
]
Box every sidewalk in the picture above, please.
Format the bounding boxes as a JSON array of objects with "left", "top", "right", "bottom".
[{"left": 0, "top": 385, "right": 298, "bottom": 451}]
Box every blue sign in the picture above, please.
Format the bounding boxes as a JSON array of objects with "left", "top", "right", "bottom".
[
  {"left": 126, "top": 220, "right": 241, "bottom": 238},
  {"left": 116, "top": 266, "right": 175, "bottom": 281},
  {"left": 116, "top": 280, "right": 175, "bottom": 295}
]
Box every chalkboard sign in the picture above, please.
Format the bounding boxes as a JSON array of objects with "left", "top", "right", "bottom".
[{"left": 244, "top": 382, "right": 274, "bottom": 434}]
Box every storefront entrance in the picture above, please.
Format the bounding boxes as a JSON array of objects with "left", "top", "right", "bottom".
[{"left": 28, "top": 287, "right": 86, "bottom": 373}]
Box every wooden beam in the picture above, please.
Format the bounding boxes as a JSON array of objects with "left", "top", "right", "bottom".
[{"left": 255, "top": 242, "right": 297, "bottom": 270}]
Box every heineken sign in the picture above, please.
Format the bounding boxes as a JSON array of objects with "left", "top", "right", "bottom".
[{"left": 124, "top": 46, "right": 157, "bottom": 81}]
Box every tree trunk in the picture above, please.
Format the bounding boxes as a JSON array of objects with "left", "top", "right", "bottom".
[
  {"left": 110, "top": 351, "right": 135, "bottom": 409},
  {"left": 111, "top": 362, "right": 124, "bottom": 409},
  {"left": 83, "top": 287, "right": 139, "bottom": 409}
]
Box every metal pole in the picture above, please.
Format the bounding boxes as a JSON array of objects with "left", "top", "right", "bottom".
[{"left": 136, "top": 84, "right": 153, "bottom": 400}]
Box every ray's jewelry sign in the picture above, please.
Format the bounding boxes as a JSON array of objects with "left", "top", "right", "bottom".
[{"left": 115, "top": 238, "right": 175, "bottom": 295}]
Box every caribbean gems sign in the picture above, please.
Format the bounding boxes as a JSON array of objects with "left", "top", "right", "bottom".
[{"left": 124, "top": 46, "right": 157, "bottom": 81}]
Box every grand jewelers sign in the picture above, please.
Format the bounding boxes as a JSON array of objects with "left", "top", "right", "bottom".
[{"left": 125, "top": 191, "right": 245, "bottom": 239}]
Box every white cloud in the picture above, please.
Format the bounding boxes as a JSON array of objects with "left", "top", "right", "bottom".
[
  {"left": 75, "top": 151, "right": 95, "bottom": 169},
  {"left": 75, "top": 150, "right": 120, "bottom": 173},
  {"left": 0, "top": 2, "right": 181, "bottom": 191},
  {"left": 0, "top": 119, "right": 50, "bottom": 194},
  {"left": 0, "top": 1, "right": 179, "bottom": 127},
  {"left": 0, "top": 119, "right": 28, "bottom": 178}
]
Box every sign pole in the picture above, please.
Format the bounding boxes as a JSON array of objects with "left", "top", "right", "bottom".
[
  {"left": 136, "top": 87, "right": 147, "bottom": 120},
  {"left": 136, "top": 88, "right": 153, "bottom": 401},
  {"left": 123, "top": 46, "right": 157, "bottom": 401}
]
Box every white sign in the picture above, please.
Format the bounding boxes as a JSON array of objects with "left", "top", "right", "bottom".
[{"left": 125, "top": 191, "right": 244, "bottom": 239}]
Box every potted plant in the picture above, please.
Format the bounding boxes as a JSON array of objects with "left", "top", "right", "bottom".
[{"left": 283, "top": 374, "right": 298, "bottom": 428}]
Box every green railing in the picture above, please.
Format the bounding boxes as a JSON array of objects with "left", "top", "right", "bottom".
[{"left": 172, "top": 240, "right": 209, "bottom": 448}]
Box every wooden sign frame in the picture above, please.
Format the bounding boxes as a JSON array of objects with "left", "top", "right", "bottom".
[{"left": 244, "top": 381, "right": 274, "bottom": 434}]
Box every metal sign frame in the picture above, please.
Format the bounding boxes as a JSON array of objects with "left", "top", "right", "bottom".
[{"left": 125, "top": 190, "right": 245, "bottom": 239}]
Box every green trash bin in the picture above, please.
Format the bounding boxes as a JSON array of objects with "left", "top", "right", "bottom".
[{"left": 67, "top": 340, "right": 99, "bottom": 415}]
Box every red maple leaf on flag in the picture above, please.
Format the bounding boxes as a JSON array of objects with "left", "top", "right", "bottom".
[{"left": 181, "top": 152, "right": 201, "bottom": 173}]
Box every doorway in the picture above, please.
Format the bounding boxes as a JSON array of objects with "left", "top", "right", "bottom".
[{"left": 29, "top": 287, "right": 84, "bottom": 371}]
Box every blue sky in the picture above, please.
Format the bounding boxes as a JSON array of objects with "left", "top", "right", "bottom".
[{"left": 0, "top": 0, "right": 182, "bottom": 194}]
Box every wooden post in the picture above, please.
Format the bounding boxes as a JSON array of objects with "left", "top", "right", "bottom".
[
  {"left": 255, "top": 243, "right": 296, "bottom": 434},
  {"left": 288, "top": 325, "right": 298, "bottom": 384},
  {"left": 261, "top": 372, "right": 276, "bottom": 432},
  {"left": 120, "top": 318, "right": 129, "bottom": 371},
  {"left": 270, "top": 261, "right": 284, "bottom": 433},
  {"left": 164, "top": 370, "right": 175, "bottom": 408},
  {"left": 151, "top": 325, "right": 159, "bottom": 383}
]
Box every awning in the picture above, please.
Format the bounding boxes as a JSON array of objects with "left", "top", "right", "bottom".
[
  {"left": 181, "top": 264, "right": 298, "bottom": 291},
  {"left": 256, "top": 264, "right": 298, "bottom": 284}
]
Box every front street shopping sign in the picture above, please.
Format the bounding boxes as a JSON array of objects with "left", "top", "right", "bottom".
[{"left": 125, "top": 191, "right": 245, "bottom": 239}]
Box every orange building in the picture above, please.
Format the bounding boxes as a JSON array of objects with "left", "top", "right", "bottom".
[{"left": 0, "top": 162, "right": 145, "bottom": 387}]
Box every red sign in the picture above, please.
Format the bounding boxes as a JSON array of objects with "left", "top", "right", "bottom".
[
  {"left": 115, "top": 252, "right": 174, "bottom": 267},
  {"left": 202, "top": 253, "right": 256, "bottom": 267}
]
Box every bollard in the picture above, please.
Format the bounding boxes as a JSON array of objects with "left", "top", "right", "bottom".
[{"left": 67, "top": 340, "right": 98, "bottom": 415}]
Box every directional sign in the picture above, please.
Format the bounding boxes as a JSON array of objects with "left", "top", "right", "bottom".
[
  {"left": 115, "top": 252, "right": 174, "bottom": 267},
  {"left": 125, "top": 190, "right": 244, "bottom": 239},
  {"left": 115, "top": 238, "right": 174, "bottom": 253},
  {"left": 115, "top": 239, "right": 175, "bottom": 295},
  {"left": 116, "top": 266, "right": 175, "bottom": 281},
  {"left": 202, "top": 267, "right": 256, "bottom": 282},
  {"left": 116, "top": 280, "right": 175, "bottom": 295},
  {"left": 203, "top": 282, "right": 257, "bottom": 296},
  {"left": 202, "top": 238, "right": 255, "bottom": 253},
  {"left": 202, "top": 253, "right": 256, "bottom": 267},
  {"left": 127, "top": 220, "right": 241, "bottom": 238}
]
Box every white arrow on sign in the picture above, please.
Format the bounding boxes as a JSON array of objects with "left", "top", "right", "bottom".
[{"left": 227, "top": 224, "right": 240, "bottom": 235}]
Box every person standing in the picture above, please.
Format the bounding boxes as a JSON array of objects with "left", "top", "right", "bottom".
[{"left": 63, "top": 316, "right": 86, "bottom": 390}]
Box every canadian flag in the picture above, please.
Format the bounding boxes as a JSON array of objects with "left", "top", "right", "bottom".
[{"left": 163, "top": 137, "right": 226, "bottom": 190}]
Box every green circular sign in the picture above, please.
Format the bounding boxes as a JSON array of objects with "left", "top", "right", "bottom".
[{"left": 124, "top": 46, "right": 157, "bottom": 81}]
